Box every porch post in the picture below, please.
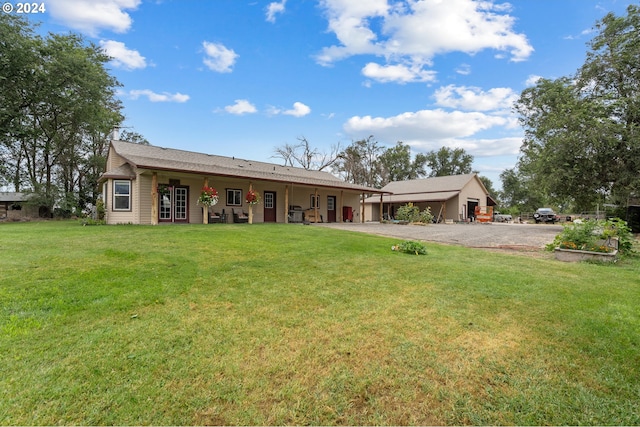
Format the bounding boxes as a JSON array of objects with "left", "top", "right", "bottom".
[
  {"left": 203, "top": 177, "right": 209, "bottom": 224},
  {"left": 151, "top": 172, "right": 158, "bottom": 225},
  {"left": 339, "top": 190, "right": 343, "bottom": 222},
  {"left": 248, "top": 182, "right": 254, "bottom": 224},
  {"left": 361, "top": 193, "right": 365, "bottom": 223},
  {"left": 379, "top": 193, "right": 383, "bottom": 222},
  {"left": 284, "top": 185, "right": 289, "bottom": 223},
  {"left": 314, "top": 188, "right": 319, "bottom": 223}
]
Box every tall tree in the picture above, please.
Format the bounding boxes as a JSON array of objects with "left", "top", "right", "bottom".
[
  {"left": 424, "top": 147, "right": 474, "bottom": 177},
  {"left": 513, "top": 5, "right": 640, "bottom": 210},
  {"left": 333, "top": 136, "right": 383, "bottom": 188},
  {"left": 120, "top": 129, "right": 150, "bottom": 145},
  {"left": 0, "top": 15, "right": 122, "bottom": 213},
  {"left": 377, "top": 141, "right": 427, "bottom": 185},
  {"left": 272, "top": 136, "right": 341, "bottom": 171}
]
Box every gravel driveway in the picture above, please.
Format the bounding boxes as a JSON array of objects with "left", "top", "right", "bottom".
[{"left": 315, "top": 221, "right": 563, "bottom": 251}]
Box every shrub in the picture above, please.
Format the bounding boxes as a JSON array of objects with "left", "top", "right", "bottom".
[
  {"left": 396, "top": 203, "right": 420, "bottom": 222},
  {"left": 396, "top": 203, "right": 433, "bottom": 223},
  {"left": 419, "top": 206, "right": 434, "bottom": 223},
  {"left": 392, "top": 240, "right": 428, "bottom": 255}
]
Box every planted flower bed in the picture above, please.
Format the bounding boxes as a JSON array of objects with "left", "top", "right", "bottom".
[{"left": 548, "top": 218, "right": 632, "bottom": 263}]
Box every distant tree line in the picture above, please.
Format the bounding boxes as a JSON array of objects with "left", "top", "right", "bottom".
[{"left": 273, "top": 136, "right": 485, "bottom": 186}]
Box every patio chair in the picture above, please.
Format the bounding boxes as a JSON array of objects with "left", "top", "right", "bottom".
[
  {"left": 209, "top": 209, "right": 222, "bottom": 223},
  {"left": 233, "top": 208, "right": 249, "bottom": 223}
]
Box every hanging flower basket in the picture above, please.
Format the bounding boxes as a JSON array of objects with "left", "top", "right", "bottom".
[
  {"left": 245, "top": 189, "right": 261, "bottom": 205},
  {"left": 198, "top": 186, "right": 219, "bottom": 207},
  {"left": 157, "top": 184, "right": 172, "bottom": 196}
]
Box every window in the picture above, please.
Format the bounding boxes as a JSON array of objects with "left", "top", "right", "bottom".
[
  {"left": 310, "top": 194, "right": 320, "bottom": 209},
  {"left": 113, "top": 180, "right": 131, "bottom": 211},
  {"left": 226, "top": 188, "right": 242, "bottom": 206},
  {"left": 264, "top": 192, "right": 274, "bottom": 209}
]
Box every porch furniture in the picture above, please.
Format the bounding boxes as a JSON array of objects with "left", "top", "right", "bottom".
[
  {"left": 304, "top": 208, "right": 322, "bottom": 223},
  {"left": 233, "top": 208, "right": 249, "bottom": 223},
  {"left": 209, "top": 209, "right": 222, "bottom": 223}
]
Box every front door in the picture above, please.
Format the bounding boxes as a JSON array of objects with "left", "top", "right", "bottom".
[
  {"left": 159, "top": 186, "right": 189, "bottom": 223},
  {"left": 264, "top": 191, "right": 276, "bottom": 222},
  {"left": 327, "top": 196, "right": 336, "bottom": 222}
]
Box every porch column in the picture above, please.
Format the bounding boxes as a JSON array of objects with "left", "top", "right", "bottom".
[
  {"left": 248, "top": 182, "right": 254, "bottom": 224},
  {"left": 284, "top": 185, "right": 289, "bottom": 223},
  {"left": 339, "top": 190, "right": 343, "bottom": 222},
  {"left": 203, "top": 177, "right": 209, "bottom": 224},
  {"left": 314, "top": 188, "right": 319, "bottom": 223},
  {"left": 151, "top": 172, "right": 158, "bottom": 225},
  {"left": 379, "top": 193, "right": 383, "bottom": 222},
  {"left": 361, "top": 193, "right": 365, "bottom": 223}
]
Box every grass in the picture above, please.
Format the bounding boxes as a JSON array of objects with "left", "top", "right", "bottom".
[{"left": 1, "top": 221, "right": 639, "bottom": 425}]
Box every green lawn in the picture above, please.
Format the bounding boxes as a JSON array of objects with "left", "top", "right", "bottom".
[{"left": 1, "top": 221, "right": 639, "bottom": 425}]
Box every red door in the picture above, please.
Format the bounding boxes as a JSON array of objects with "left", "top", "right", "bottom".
[
  {"left": 327, "top": 196, "right": 336, "bottom": 222},
  {"left": 264, "top": 191, "right": 276, "bottom": 222}
]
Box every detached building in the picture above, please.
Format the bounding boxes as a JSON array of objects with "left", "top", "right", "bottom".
[{"left": 364, "top": 173, "right": 496, "bottom": 222}]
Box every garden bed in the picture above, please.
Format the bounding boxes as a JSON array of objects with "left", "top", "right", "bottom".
[{"left": 554, "top": 247, "right": 618, "bottom": 263}]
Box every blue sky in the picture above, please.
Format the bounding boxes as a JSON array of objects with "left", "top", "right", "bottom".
[{"left": 23, "top": 0, "right": 638, "bottom": 187}]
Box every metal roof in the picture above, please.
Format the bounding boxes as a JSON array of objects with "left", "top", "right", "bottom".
[{"left": 0, "top": 192, "right": 30, "bottom": 202}]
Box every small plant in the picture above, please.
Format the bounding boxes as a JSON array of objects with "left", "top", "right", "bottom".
[
  {"left": 392, "top": 240, "right": 428, "bottom": 255},
  {"left": 96, "top": 199, "right": 105, "bottom": 220},
  {"left": 79, "top": 218, "right": 106, "bottom": 226}
]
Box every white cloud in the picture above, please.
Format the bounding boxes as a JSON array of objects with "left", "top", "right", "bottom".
[
  {"left": 100, "top": 40, "right": 146, "bottom": 70},
  {"left": 283, "top": 102, "right": 311, "bottom": 117},
  {"left": 129, "top": 90, "right": 189, "bottom": 103},
  {"left": 316, "top": 0, "right": 533, "bottom": 82},
  {"left": 362, "top": 62, "right": 437, "bottom": 84},
  {"left": 202, "top": 41, "right": 238, "bottom": 73},
  {"left": 224, "top": 99, "right": 257, "bottom": 115},
  {"left": 47, "top": 0, "right": 141, "bottom": 36},
  {"left": 266, "top": 0, "right": 287, "bottom": 23},
  {"left": 267, "top": 102, "right": 311, "bottom": 117},
  {"left": 433, "top": 85, "right": 518, "bottom": 112},
  {"left": 456, "top": 63, "right": 472, "bottom": 76},
  {"left": 343, "top": 108, "right": 521, "bottom": 157},
  {"left": 525, "top": 74, "right": 543, "bottom": 86}
]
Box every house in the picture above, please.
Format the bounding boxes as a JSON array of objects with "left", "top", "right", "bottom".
[
  {"left": 99, "top": 139, "right": 386, "bottom": 225},
  {"left": 364, "top": 173, "right": 496, "bottom": 222}
]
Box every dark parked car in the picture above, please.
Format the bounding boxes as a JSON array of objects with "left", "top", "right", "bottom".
[{"left": 533, "top": 208, "right": 559, "bottom": 224}]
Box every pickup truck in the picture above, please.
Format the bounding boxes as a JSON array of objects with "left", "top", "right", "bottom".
[{"left": 493, "top": 212, "right": 512, "bottom": 222}]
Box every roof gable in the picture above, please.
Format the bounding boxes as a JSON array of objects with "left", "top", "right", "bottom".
[{"left": 381, "top": 174, "right": 478, "bottom": 195}]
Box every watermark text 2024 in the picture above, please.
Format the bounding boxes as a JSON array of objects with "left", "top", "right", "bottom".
[{"left": 2, "top": 2, "right": 46, "bottom": 14}]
